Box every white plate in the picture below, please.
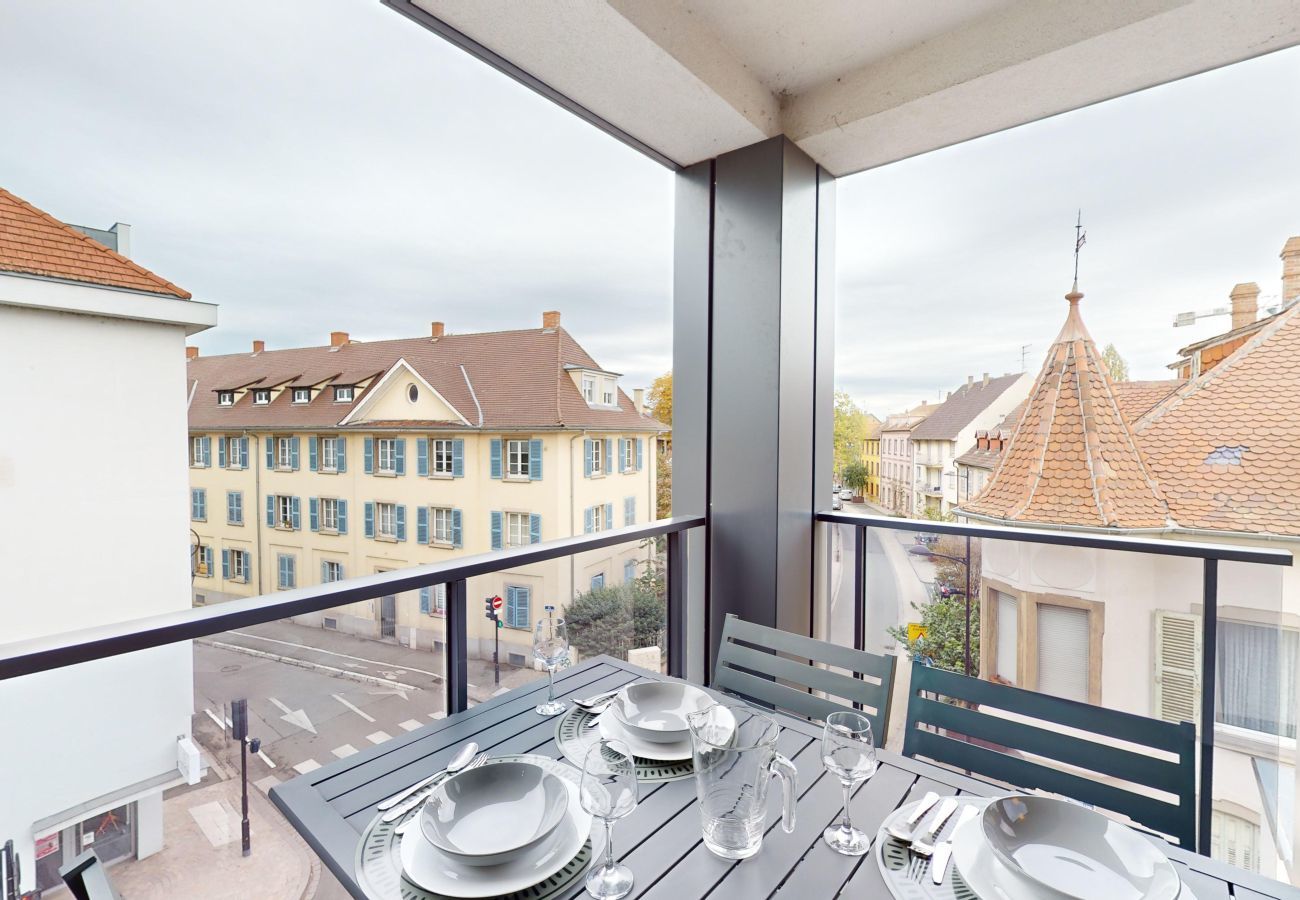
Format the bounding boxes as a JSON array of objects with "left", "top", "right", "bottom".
[
  {"left": 420, "top": 762, "right": 569, "bottom": 866},
  {"left": 598, "top": 711, "right": 694, "bottom": 761},
  {"left": 400, "top": 767, "right": 591, "bottom": 897},
  {"left": 610, "top": 682, "right": 712, "bottom": 743}
]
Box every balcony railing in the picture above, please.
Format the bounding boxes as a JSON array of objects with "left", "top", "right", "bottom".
[{"left": 817, "top": 509, "right": 1293, "bottom": 860}]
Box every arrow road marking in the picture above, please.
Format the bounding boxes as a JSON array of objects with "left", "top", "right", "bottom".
[
  {"left": 332, "top": 693, "right": 376, "bottom": 723},
  {"left": 368, "top": 688, "right": 410, "bottom": 701},
  {"left": 269, "top": 697, "right": 317, "bottom": 734}
]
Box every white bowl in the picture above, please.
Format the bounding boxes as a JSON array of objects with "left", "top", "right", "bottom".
[
  {"left": 419, "top": 762, "right": 569, "bottom": 867},
  {"left": 980, "top": 795, "right": 1181, "bottom": 900},
  {"left": 609, "top": 682, "right": 713, "bottom": 744}
]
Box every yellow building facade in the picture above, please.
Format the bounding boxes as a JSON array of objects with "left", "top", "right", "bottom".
[{"left": 863, "top": 427, "right": 881, "bottom": 503}]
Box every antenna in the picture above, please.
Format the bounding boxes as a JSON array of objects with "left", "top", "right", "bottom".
[
  {"left": 1020, "top": 344, "right": 1032, "bottom": 372},
  {"left": 1072, "top": 210, "right": 1087, "bottom": 290}
]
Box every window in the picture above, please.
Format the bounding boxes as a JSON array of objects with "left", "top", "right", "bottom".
[
  {"left": 993, "top": 590, "right": 1018, "bottom": 683},
  {"left": 590, "top": 439, "right": 603, "bottom": 475},
  {"left": 407, "top": 383, "right": 419, "bottom": 403},
  {"left": 225, "top": 436, "right": 247, "bottom": 469},
  {"left": 505, "top": 511, "right": 529, "bottom": 547},
  {"left": 321, "top": 559, "right": 343, "bottom": 583},
  {"left": 506, "top": 439, "right": 530, "bottom": 478},
  {"left": 320, "top": 436, "right": 338, "bottom": 471},
  {"left": 505, "top": 585, "right": 531, "bottom": 629},
  {"left": 378, "top": 438, "right": 397, "bottom": 474},
  {"left": 191, "top": 488, "right": 206, "bottom": 520},
  {"left": 602, "top": 382, "right": 615, "bottom": 405},
  {"left": 624, "top": 559, "right": 636, "bottom": 582},
  {"left": 195, "top": 546, "right": 214, "bottom": 579},
  {"left": 292, "top": 387, "right": 310, "bottom": 403},
  {"left": 333, "top": 385, "right": 353, "bottom": 402},
  {"left": 253, "top": 389, "right": 270, "bottom": 405},
  {"left": 218, "top": 391, "right": 234, "bottom": 406},
  {"left": 623, "top": 439, "right": 635, "bottom": 472},
  {"left": 591, "top": 504, "right": 608, "bottom": 532},
  {"left": 277, "top": 553, "right": 296, "bottom": 589},
  {"left": 277, "top": 436, "right": 293, "bottom": 469},
  {"left": 1036, "top": 604, "right": 1090, "bottom": 702},
  {"left": 377, "top": 502, "right": 397, "bottom": 538},
  {"left": 420, "top": 583, "right": 448, "bottom": 617},
  {"left": 190, "top": 436, "right": 207, "bottom": 467},
  {"left": 1218, "top": 620, "right": 1298, "bottom": 738},
  {"left": 582, "top": 376, "right": 596, "bottom": 403},
  {"left": 227, "top": 490, "right": 243, "bottom": 526},
  {"left": 623, "top": 495, "right": 636, "bottom": 526},
  {"left": 431, "top": 439, "right": 454, "bottom": 475},
  {"left": 590, "top": 573, "right": 605, "bottom": 590},
  {"left": 1211, "top": 809, "right": 1260, "bottom": 872},
  {"left": 227, "top": 549, "right": 249, "bottom": 583},
  {"left": 276, "top": 494, "right": 294, "bottom": 529},
  {"left": 432, "top": 507, "right": 453, "bottom": 544},
  {"left": 320, "top": 497, "right": 340, "bottom": 532}
]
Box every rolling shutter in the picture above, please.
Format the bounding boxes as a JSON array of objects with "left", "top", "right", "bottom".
[
  {"left": 1036, "top": 604, "right": 1090, "bottom": 702},
  {"left": 1155, "top": 611, "right": 1202, "bottom": 725}
]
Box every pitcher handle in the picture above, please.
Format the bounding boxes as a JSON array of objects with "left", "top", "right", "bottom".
[{"left": 768, "top": 752, "right": 797, "bottom": 834}]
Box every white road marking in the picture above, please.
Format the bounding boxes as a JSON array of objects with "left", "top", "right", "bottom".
[
  {"left": 332, "top": 693, "right": 376, "bottom": 723},
  {"left": 257, "top": 749, "right": 277, "bottom": 769},
  {"left": 226, "top": 631, "right": 441, "bottom": 678},
  {"left": 254, "top": 775, "right": 281, "bottom": 794},
  {"left": 366, "top": 731, "right": 392, "bottom": 745},
  {"left": 293, "top": 759, "right": 321, "bottom": 774},
  {"left": 189, "top": 800, "right": 238, "bottom": 847},
  {"left": 430, "top": 711, "right": 446, "bottom": 719},
  {"left": 269, "top": 697, "right": 317, "bottom": 734},
  {"left": 203, "top": 708, "right": 226, "bottom": 730},
  {"left": 492, "top": 687, "right": 510, "bottom": 697},
  {"left": 368, "top": 688, "right": 410, "bottom": 701},
  {"left": 332, "top": 744, "right": 359, "bottom": 758},
  {"left": 398, "top": 719, "right": 422, "bottom": 732}
]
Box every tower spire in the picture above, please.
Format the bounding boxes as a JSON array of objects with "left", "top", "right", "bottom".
[{"left": 1072, "top": 209, "right": 1086, "bottom": 292}]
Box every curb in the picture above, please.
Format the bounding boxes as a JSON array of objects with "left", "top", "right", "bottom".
[{"left": 199, "top": 639, "right": 430, "bottom": 692}]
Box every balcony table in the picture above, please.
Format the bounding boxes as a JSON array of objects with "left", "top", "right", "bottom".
[{"left": 272, "top": 655, "right": 1297, "bottom": 900}]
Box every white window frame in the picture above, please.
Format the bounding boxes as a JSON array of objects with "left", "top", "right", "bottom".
[
  {"left": 432, "top": 583, "right": 447, "bottom": 615},
  {"left": 591, "top": 572, "right": 606, "bottom": 591},
  {"left": 431, "top": 439, "right": 454, "bottom": 475},
  {"left": 376, "top": 502, "right": 397, "bottom": 539},
  {"left": 377, "top": 438, "right": 397, "bottom": 474},
  {"left": 582, "top": 376, "right": 596, "bottom": 403},
  {"left": 431, "top": 506, "right": 453, "bottom": 545},
  {"left": 333, "top": 385, "right": 354, "bottom": 402},
  {"left": 320, "top": 497, "right": 340, "bottom": 532},
  {"left": 276, "top": 495, "right": 293, "bottom": 529},
  {"left": 230, "top": 549, "right": 249, "bottom": 583},
  {"left": 623, "top": 439, "right": 635, "bottom": 472},
  {"left": 218, "top": 391, "right": 234, "bottom": 406},
  {"left": 1217, "top": 618, "right": 1299, "bottom": 740},
  {"left": 602, "top": 381, "right": 615, "bottom": 405},
  {"left": 320, "top": 436, "right": 338, "bottom": 472},
  {"left": 590, "top": 439, "right": 603, "bottom": 475},
  {"left": 226, "top": 436, "right": 244, "bottom": 470},
  {"left": 506, "top": 439, "right": 530, "bottom": 478},
  {"left": 191, "top": 436, "right": 205, "bottom": 466},
  {"left": 505, "top": 511, "right": 529, "bottom": 548},
  {"left": 253, "top": 389, "right": 270, "bottom": 405},
  {"left": 321, "top": 560, "right": 343, "bottom": 583},
  {"left": 292, "top": 387, "right": 310, "bottom": 404},
  {"left": 592, "top": 504, "right": 608, "bottom": 532},
  {"left": 276, "top": 436, "right": 293, "bottom": 470}
]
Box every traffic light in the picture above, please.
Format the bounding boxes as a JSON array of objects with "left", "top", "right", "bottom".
[
  {"left": 484, "top": 596, "right": 496, "bottom": 621},
  {"left": 231, "top": 698, "right": 248, "bottom": 741}
]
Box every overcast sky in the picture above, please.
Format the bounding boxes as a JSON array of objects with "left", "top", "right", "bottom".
[{"left": 3, "top": 4, "right": 1298, "bottom": 414}]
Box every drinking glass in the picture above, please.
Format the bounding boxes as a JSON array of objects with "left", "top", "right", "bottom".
[
  {"left": 533, "top": 608, "right": 569, "bottom": 716},
  {"left": 580, "top": 739, "right": 638, "bottom": 900},
  {"left": 821, "top": 710, "right": 878, "bottom": 855}
]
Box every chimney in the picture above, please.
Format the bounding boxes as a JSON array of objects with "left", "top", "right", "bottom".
[
  {"left": 977, "top": 433, "right": 988, "bottom": 450},
  {"left": 633, "top": 388, "right": 645, "bottom": 415},
  {"left": 542, "top": 310, "right": 561, "bottom": 329},
  {"left": 1229, "top": 282, "right": 1260, "bottom": 330},
  {"left": 185, "top": 346, "right": 199, "bottom": 360},
  {"left": 1282, "top": 237, "right": 1300, "bottom": 305},
  {"left": 330, "top": 331, "right": 349, "bottom": 348},
  {"left": 431, "top": 321, "right": 445, "bottom": 338},
  {"left": 252, "top": 340, "right": 265, "bottom": 354},
  {"left": 982, "top": 372, "right": 989, "bottom": 387},
  {"left": 966, "top": 375, "right": 973, "bottom": 388},
  {"left": 110, "top": 223, "right": 131, "bottom": 257}
]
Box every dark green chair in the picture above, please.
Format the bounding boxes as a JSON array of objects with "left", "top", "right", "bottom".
[
  {"left": 712, "top": 614, "right": 898, "bottom": 740},
  {"left": 902, "top": 660, "right": 1196, "bottom": 848}
]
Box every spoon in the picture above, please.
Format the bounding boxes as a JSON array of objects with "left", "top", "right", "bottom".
[{"left": 380, "top": 742, "right": 478, "bottom": 822}]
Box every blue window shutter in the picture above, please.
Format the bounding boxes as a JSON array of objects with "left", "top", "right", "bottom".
[
  {"left": 490, "top": 511, "right": 502, "bottom": 550},
  {"left": 625, "top": 559, "right": 636, "bottom": 582},
  {"left": 618, "top": 438, "right": 626, "bottom": 472},
  {"left": 451, "top": 509, "right": 463, "bottom": 548},
  {"left": 363, "top": 437, "right": 374, "bottom": 474},
  {"left": 584, "top": 439, "right": 593, "bottom": 478},
  {"left": 291, "top": 436, "right": 301, "bottom": 470},
  {"left": 205, "top": 547, "right": 214, "bottom": 577},
  {"left": 202, "top": 436, "right": 211, "bottom": 467},
  {"left": 265, "top": 439, "right": 273, "bottom": 469},
  {"left": 364, "top": 501, "right": 375, "bottom": 538},
  {"left": 240, "top": 437, "right": 249, "bottom": 468},
  {"left": 309, "top": 497, "right": 319, "bottom": 532},
  {"left": 624, "top": 496, "right": 633, "bottom": 526},
  {"left": 222, "top": 549, "right": 230, "bottom": 580},
  {"left": 420, "top": 587, "right": 431, "bottom": 615},
  {"left": 417, "top": 506, "right": 429, "bottom": 544},
  {"left": 605, "top": 439, "right": 614, "bottom": 474},
  {"left": 291, "top": 496, "right": 301, "bottom": 530},
  {"left": 218, "top": 437, "right": 226, "bottom": 468},
  {"left": 452, "top": 439, "right": 464, "bottom": 477},
  {"left": 336, "top": 437, "right": 347, "bottom": 472},
  {"left": 518, "top": 587, "right": 531, "bottom": 629},
  {"left": 636, "top": 438, "right": 644, "bottom": 471},
  {"left": 288, "top": 555, "right": 296, "bottom": 587},
  {"left": 529, "top": 513, "right": 541, "bottom": 544},
  {"left": 605, "top": 502, "right": 614, "bottom": 529},
  {"left": 529, "top": 439, "right": 542, "bottom": 481},
  {"left": 584, "top": 506, "right": 594, "bottom": 534},
  {"left": 338, "top": 499, "right": 348, "bottom": 534},
  {"left": 417, "top": 438, "right": 429, "bottom": 477},
  {"left": 396, "top": 504, "right": 407, "bottom": 541},
  {"left": 395, "top": 438, "right": 406, "bottom": 476},
  {"left": 338, "top": 563, "right": 345, "bottom": 579},
  {"left": 320, "top": 560, "right": 328, "bottom": 583},
  {"left": 266, "top": 494, "right": 274, "bottom": 526},
  {"left": 309, "top": 437, "right": 318, "bottom": 472},
  {"left": 490, "top": 439, "right": 502, "bottom": 479}
]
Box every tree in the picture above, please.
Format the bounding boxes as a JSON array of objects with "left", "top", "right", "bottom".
[
  {"left": 565, "top": 558, "right": 667, "bottom": 660},
  {"left": 656, "top": 446, "right": 672, "bottom": 520},
  {"left": 842, "top": 462, "right": 869, "bottom": 498},
  {"left": 647, "top": 371, "right": 672, "bottom": 429},
  {"left": 1101, "top": 343, "right": 1129, "bottom": 383},
  {"left": 833, "top": 391, "right": 871, "bottom": 477},
  {"left": 888, "top": 534, "right": 983, "bottom": 674}
]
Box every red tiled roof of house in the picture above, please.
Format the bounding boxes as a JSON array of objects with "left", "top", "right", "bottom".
[
  {"left": 961, "top": 288, "right": 1168, "bottom": 528},
  {"left": 1111, "top": 379, "right": 1183, "bottom": 423},
  {"left": 0, "top": 188, "right": 190, "bottom": 298},
  {"left": 910, "top": 374, "right": 1026, "bottom": 441}
]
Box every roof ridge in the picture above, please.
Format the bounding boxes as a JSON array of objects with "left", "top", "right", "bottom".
[{"left": 0, "top": 188, "right": 191, "bottom": 299}]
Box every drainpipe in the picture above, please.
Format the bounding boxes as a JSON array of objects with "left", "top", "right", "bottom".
[
  {"left": 252, "top": 433, "right": 264, "bottom": 595},
  {"left": 569, "top": 433, "right": 586, "bottom": 604}
]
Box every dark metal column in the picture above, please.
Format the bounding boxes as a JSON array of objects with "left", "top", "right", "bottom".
[
  {"left": 1198, "top": 558, "right": 1218, "bottom": 855},
  {"left": 666, "top": 529, "right": 687, "bottom": 678},
  {"left": 446, "top": 579, "right": 469, "bottom": 714}
]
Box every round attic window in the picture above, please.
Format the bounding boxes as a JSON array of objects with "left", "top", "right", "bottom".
[{"left": 407, "top": 384, "right": 419, "bottom": 404}]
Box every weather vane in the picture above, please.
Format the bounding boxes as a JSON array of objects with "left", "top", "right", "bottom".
[{"left": 1073, "top": 209, "right": 1087, "bottom": 290}]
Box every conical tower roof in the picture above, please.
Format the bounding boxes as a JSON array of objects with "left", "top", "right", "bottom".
[{"left": 960, "top": 287, "right": 1168, "bottom": 528}]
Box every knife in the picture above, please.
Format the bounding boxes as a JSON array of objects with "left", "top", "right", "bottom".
[{"left": 931, "top": 805, "right": 978, "bottom": 884}]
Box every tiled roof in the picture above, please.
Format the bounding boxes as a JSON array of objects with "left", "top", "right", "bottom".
[
  {"left": 910, "top": 374, "right": 1025, "bottom": 441},
  {"left": 188, "top": 327, "right": 663, "bottom": 433},
  {"left": 954, "top": 446, "right": 1002, "bottom": 471},
  {"left": 1135, "top": 304, "right": 1300, "bottom": 535},
  {"left": 1111, "top": 379, "right": 1183, "bottom": 423},
  {"left": 881, "top": 402, "right": 940, "bottom": 433},
  {"left": 0, "top": 188, "right": 189, "bottom": 298},
  {"left": 961, "top": 289, "right": 1168, "bottom": 528}
]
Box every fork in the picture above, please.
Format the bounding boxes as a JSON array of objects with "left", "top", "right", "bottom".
[
  {"left": 887, "top": 791, "right": 940, "bottom": 843},
  {"left": 390, "top": 753, "right": 489, "bottom": 832},
  {"left": 910, "top": 797, "right": 958, "bottom": 858}
]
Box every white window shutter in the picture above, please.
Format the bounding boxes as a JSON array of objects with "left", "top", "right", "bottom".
[
  {"left": 1154, "top": 610, "right": 1202, "bottom": 726},
  {"left": 1211, "top": 810, "right": 1259, "bottom": 872}
]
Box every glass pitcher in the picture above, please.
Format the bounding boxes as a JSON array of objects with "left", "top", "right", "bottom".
[{"left": 687, "top": 702, "right": 797, "bottom": 859}]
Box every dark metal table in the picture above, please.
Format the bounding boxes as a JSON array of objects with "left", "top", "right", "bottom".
[{"left": 273, "top": 656, "right": 1297, "bottom": 900}]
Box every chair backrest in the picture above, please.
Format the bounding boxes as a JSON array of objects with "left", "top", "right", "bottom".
[
  {"left": 712, "top": 614, "right": 897, "bottom": 739},
  {"left": 902, "top": 661, "right": 1196, "bottom": 848},
  {"left": 59, "top": 850, "right": 123, "bottom": 900}
]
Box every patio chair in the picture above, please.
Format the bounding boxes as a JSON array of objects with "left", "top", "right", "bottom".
[
  {"left": 901, "top": 660, "right": 1196, "bottom": 848},
  {"left": 712, "top": 613, "right": 897, "bottom": 739},
  {"left": 58, "top": 850, "right": 124, "bottom": 900}
]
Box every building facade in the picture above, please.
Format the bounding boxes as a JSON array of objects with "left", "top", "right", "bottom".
[
  {"left": 863, "top": 423, "right": 881, "bottom": 504},
  {"left": 879, "top": 402, "right": 937, "bottom": 515},
  {"left": 0, "top": 188, "right": 216, "bottom": 894},
  {"left": 187, "top": 313, "right": 662, "bottom": 665}
]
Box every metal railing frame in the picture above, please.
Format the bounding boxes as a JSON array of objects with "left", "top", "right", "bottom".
[
  {"left": 817, "top": 510, "right": 1292, "bottom": 857},
  {"left": 0, "top": 516, "right": 706, "bottom": 717}
]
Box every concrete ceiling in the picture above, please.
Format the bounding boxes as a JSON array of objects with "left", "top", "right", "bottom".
[{"left": 393, "top": 0, "right": 1300, "bottom": 177}]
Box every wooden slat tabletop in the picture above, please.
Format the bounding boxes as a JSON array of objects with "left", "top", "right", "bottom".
[{"left": 271, "top": 656, "right": 1298, "bottom": 900}]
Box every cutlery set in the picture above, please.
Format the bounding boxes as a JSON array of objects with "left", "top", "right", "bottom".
[{"left": 885, "top": 792, "right": 977, "bottom": 887}]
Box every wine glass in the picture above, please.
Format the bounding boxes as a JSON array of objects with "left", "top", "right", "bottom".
[
  {"left": 581, "top": 739, "right": 638, "bottom": 899},
  {"left": 821, "top": 710, "right": 878, "bottom": 855},
  {"left": 533, "top": 607, "right": 569, "bottom": 716}
]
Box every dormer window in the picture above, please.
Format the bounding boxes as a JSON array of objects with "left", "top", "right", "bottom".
[
  {"left": 293, "top": 388, "right": 311, "bottom": 404},
  {"left": 582, "top": 376, "right": 596, "bottom": 403},
  {"left": 218, "top": 391, "right": 234, "bottom": 406},
  {"left": 253, "top": 390, "right": 271, "bottom": 405},
  {"left": 602, "top": 382, "right": 615, "bottom": 405},
  {"left": 334, "top": 385, "right": 354, "bottom": 402}
]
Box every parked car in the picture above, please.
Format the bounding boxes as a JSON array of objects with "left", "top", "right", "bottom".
[
  {"left": 839, "top": 488, "right": 854, "bottom": 501},
  {"left": 832, "top": 495, "right": 843, "bottom": 510}
]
